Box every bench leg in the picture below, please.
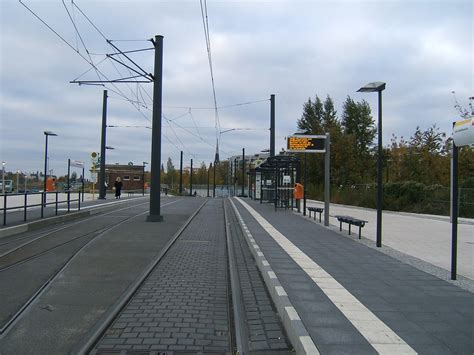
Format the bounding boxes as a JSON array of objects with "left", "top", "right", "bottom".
[
  {"left": 348, "top": 223, "right": 351, "bottom": 235},
  {"left": 358, "top": 225, "right": 362, "bottom": 239},
  {"left": 339, "top": 221, "right": 342, "bottom": 231},
  {"left": 318, "top": 212, "right": 322, "bottom": 223}
]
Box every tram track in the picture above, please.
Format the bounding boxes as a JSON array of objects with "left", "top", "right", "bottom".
[
  {"left": 0, "top": 199, "right": 151, "bottom": 255},
  {"left": 80, "top": 198, "right": 291, "bottom": 355},
  {"left": 0, "top": 199, "right": 180, "bottom": 337}
]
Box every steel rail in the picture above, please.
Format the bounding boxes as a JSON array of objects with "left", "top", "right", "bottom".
[
  {"left": 0, "top": 199, "right": 180, "bottom": 336},
  {"left": 73, "top": 198, "right": 209, "bottom": 355},
  {"left": 224, "top": 199, "right": 250, "bottom": 354},
  {"left": 0, "top": 199, "right": 151, "bottom": 258}
]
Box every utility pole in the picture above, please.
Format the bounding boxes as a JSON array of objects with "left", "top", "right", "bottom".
[
  {"left": 213, "top": 160, "right": 216, "bottom": 197},
  {"left": 179, "top": 150, "right": 183, "bottom": 195},
  {"left": 67, "top": 159, "right": 71, "bottom": 192},
  {"left": 99, "top": 90, "right": 108, "bottom": 199},
  {"left": 241, "top": 148, "right": 245, "bottom": 197},
  {"left": 207, "top": 162, "right": 211, "bottom": 197},
  {"left": 147, "top": 35, "right": 164, "bottom": 222},
  {"left": 234, "top": 158, "right": 237, "bottom": 196},
  {"left": 270, "top": 94, "right": 275, "bottom": 157},
  {"left": 190, "top": 158, "right": 193, "bottom": 196}
]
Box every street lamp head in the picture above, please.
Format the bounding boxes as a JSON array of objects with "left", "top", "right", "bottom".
[
  {"left": 357, "top": 82, "right": 386, "bottom": 93},
  {"left": 2, "top": 161, "right": 5, "bottom": 167},
  {"left": 44, "top": 131, "right": 58, "bottom": 136}
]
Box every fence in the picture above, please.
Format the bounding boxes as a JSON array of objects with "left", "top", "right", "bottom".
[
  {"left": 309, "top": 182, "right": 474, "bottom": 218},
  {"left": 1, "top": 191, "right": 82, "bottom": 226}
]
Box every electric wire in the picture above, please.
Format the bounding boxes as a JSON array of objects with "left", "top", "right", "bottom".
[{"left": 199, "top": 0, "right": 221, "bottom": 155}]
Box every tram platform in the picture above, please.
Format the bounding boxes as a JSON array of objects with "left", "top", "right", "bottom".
[
  {"left": 0, "top": 196, "right": 472, "bottom": 354},
  {"left": 231, "top": 197, "right": 474, "bottom": 354}
]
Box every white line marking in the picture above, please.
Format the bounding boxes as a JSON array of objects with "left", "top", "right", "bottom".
[
  {"left": 235, "top": 198, "right": 416, "bottom": 354},
  {"left": 268, "top": 271, "right": 277, "bottom": 279},
  {"left": 285, "top": 306, "right": 300, "bottom": 321},
  {"left": 275, "top": 286, "right": 287, "bottom": 296}
]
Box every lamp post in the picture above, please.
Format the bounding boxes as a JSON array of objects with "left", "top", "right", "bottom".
[
  {"left": 142, "top": 161, "right": 148, "bottom": 196},
  {"left": 1, "top": 161, "right": 5, "bottom": 195},
  {"left": 43, "top": 131, "right": 58, "bottom": 200},
  {"left": 357, "top": 81, "right": 386, "bottom": 247},
  {"left": 16, "top": 170, "right": 20, "bottom": 193}
]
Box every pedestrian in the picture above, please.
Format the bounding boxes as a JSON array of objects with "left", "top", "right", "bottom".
[{"left": 114, "top": 177, "right": 123, "bottom": 199}]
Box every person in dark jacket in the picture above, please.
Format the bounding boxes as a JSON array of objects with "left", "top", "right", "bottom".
[{"left": 114, "top": 177, "right": 123, "bottom": 199}]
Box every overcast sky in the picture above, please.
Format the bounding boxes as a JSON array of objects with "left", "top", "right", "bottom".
[{"left": 1, "top": 0, "right": 472, "bottom": 177}]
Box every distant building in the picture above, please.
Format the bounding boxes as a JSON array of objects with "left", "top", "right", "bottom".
[
  {"left": 101, "top": 164, "right": 145, "bottom": 191},
  {"left": 228, "top": 152, "right": 269, "bottom": 170}
]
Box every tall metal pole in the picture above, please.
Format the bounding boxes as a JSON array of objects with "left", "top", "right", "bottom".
[
  {"left": 81, "top": 167, "right": 85, "bottom": 202},
  {"left": 190, "top": 159, "right": 193, "bottom": 196},
  {"left": 234, "top": 158, "right": 237, "bottom": 196},
  {"left": 43, "top": 134, "right": 49, "bottom": 195},
  {"left": 142, "top": 162, "right": 146, "bottom": 196},
  {"left": 147, "top": 35, "right": 164, "bottom": 222},
  {"left": 270, "top": 94, "right": 275, "bottom": 157},
  {"left": 1, "top": 163, "right": 5, "bottom": 195},
  {"left": 303, "top": 153, "right": 307, "bottom": 216},
  {"left": 67, "top": 159, "right": 71, "bottom": 192},
  {"left": 241, "top": 148, "right": 245, "bottom": 197},
  {"left": 99, "top": 90, "right": 108, "bottom": 199},
  {"left": 324, "top": 133, "right": 331, "bottom": 226},
  {"left": 207, "top": 163, "right": 211, "bottom": 197},
  {"left": 179, "top": 150, "right": 183, "bottom": 195},
  {"left": 213, "top": 161, "right": 216, "bottom": 197},
  {"left": 376, "top": 91, "right": 383, "bottom": 247},
  {"left": 451, "top": 143, "right": 459, "bottom": 280}
]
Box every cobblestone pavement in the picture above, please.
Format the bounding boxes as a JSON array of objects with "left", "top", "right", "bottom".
[
  {"left": 92, "top": 199, "right": 230, "bottom": 353},
  {"left": 225, "top": 200, "right": 291, "bottom": 353}
]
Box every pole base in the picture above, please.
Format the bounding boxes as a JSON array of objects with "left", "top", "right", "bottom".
[{"left": 146, "top": 214, "right": 164, "bottom": 222}]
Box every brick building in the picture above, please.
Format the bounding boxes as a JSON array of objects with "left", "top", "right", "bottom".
[{"left": 102, "top": 164, "right": 146, "bottom": 192}]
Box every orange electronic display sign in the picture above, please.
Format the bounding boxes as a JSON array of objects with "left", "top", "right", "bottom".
[{"left": 287, "top": 135, "right": 326, "bottom": 153}]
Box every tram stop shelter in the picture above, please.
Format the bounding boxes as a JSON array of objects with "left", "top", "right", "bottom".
[{"left": 250, "top": 155, "right": 301, "bottom": 211}]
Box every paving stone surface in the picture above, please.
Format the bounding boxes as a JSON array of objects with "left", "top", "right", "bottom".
[
  {"left": 225, "top": 200, "right": 291, "bottom": 352},
  {"left": 93, "top": 199, "right": 231, "bottom": 353},
  {"left": 233, "top": 198, "right": 474, "bottom": 355}
]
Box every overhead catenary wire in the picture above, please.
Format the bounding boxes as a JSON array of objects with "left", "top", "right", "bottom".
[
  {"left": 19, "top": 1, "right": 242, "bottom": 162},
  {"left": 163, "top": 98, "right": 269, "bottom": 110},
  {"left": 199, "top": 0, "right": 221, "bottom": 157}
]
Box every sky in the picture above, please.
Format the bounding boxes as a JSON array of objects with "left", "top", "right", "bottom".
[{"left": 1, "top": 0, "right": 472, "bottom": 177}]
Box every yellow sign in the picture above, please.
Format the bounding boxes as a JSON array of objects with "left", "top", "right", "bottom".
[{"left": 287, "top": 135, "right": 326, "bottom": 153}]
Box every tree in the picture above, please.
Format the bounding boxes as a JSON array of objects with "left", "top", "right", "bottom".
[
  {"left": 297, "top": 96, "right": 324, "bottom": 134},
  {"left": 165, "top": 157, "right": 176, "bottom": 187},
  {"left": 341, "top": 96, "right": 376, "bottom": 154},
  {"left": 341, "top": 96, "right": 377, "bottom": 182}
]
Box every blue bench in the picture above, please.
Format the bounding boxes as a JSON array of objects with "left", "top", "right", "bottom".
[{"left": 334, "top": 215, "right": 368, "bottom": 239}]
